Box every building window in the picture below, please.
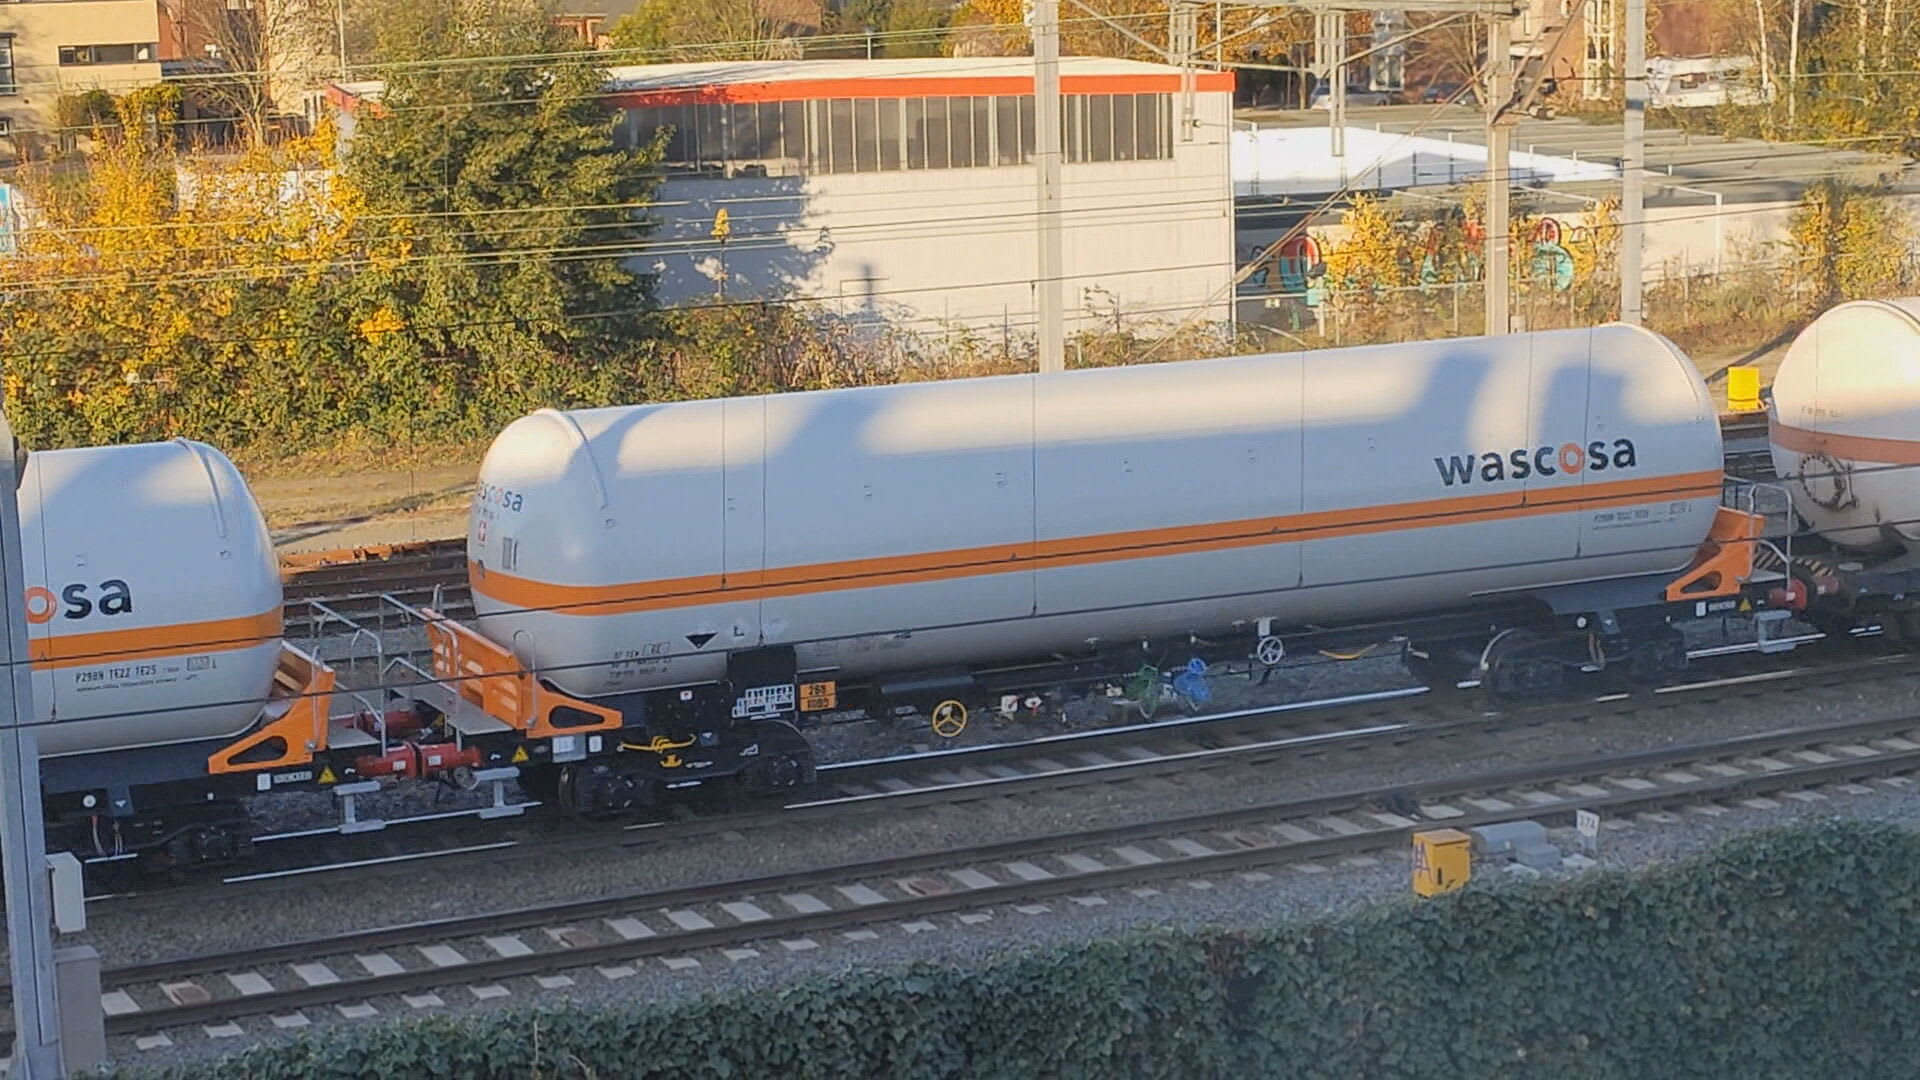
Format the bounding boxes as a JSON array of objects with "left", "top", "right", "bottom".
[
  {"left": 0, "top": 36, "right": 14, "bottom": 96},
  {"left": 623, "top": 92, "right": 1174, "bottom": 176},
  {"left": 59, "top": 43, "right": 157, "bottom": 66}
]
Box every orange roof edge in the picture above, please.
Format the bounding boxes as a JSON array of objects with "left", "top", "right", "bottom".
[
  {"left": 328, "top": 70, "right": 1236, "bottom": 108},
  {"left": 606, "top": 71, "right": 1235, "bottom": 106}
]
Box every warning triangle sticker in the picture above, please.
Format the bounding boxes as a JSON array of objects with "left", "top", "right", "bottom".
[
  {"left": 686, "top": 632, "right": 716, "bottom": 649},
  {"left": 318, "top": 766, "right": 337, "bottom": 785},
  {"left": 511, "top": 746, "right": 529, "bottom": 764}
]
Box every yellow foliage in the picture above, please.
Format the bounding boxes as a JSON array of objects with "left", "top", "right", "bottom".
[
  {"left": 0, "top": 118, "right": 401, "bottom": 444},
  {"left": 1325, "top": 194, "right": 1411, "bottom": 292},
  {"left": 359, "top": 306, "right": 407, "bottom": 339},
  {"left": 1787, "top": 182, "right": 1908, "bottom": 303}
]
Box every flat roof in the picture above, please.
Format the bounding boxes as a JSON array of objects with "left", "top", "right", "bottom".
[
  {"left": 331, "top": 56, "right": 1234, "bottom": 110},
  {"left": 1235, "top": 102, "right": 1919, "bottom": 204},
  {"left": 606, "top": 57, "right": 1233, "bottom": 105}
]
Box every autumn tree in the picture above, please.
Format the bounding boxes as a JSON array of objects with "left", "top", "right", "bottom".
[
  {"left": 160, "top": 0, "right": 337, "bottom": 144},
  {"left": 609, "top": 0, "right": 816, "bottom": 60},
  {"left": 821, "top": 0, "right": 951, "bottom": 58},
  {"left": 0, "top": 0, "right": 672, "bottom": 450},
  {"left": 346, "top": 0, "right": 663, "bottom": 414},
  {"left": 1790, "top": 181, "right": 1914, "bottom": 305},
  {"left": 947, "top": 0, "right": 1306, "bottom": 64},
  {"left": 1325, "top": 194, "right": 1413, "bottom": 292},
  {"left": 0, "top": 100, "right": 391, "bottom": 447}
]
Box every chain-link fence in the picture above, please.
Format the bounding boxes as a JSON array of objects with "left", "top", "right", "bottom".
[{"left": 1235, "top": 249, "right": 1920, "bottom": 358}]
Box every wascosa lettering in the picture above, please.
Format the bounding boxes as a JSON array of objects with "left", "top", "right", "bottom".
[
  {"left": 1433, "top": 439, "right": 1638, "bottom": 486},
  {"left": 22, "top": 579, "right": 134, "bottom": 625},
  {"left": 474, "top": 482, "right": 524, "bottom": 513}
]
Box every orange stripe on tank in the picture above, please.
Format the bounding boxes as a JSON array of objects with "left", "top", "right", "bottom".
[
  {"left": 29, "top": 610, "right": 283, "bottom": 669},
  {"left": 471, "top": 470, "right": 1724, "bottom": 618},
  {"left": 1769, "top": 421, "right": 1920, "bottom": 466}
]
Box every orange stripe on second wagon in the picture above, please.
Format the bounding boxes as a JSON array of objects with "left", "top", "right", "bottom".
[
  {"left": 29, "top": 610, "right": 284, "bottom": 670},
  {"left": 472, "top": 470, "right": 1725, "bottom": 618},
  {"left": 1769, "top": 421, "right": 1920, "bottom": 466}
]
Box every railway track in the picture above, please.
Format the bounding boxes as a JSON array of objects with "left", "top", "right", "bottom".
[
  {"left": 58, "top": 708, "right": 1920, "bottom": 1052},
  {"left": 280, "top": 539, "right": 470, "bottom": 637},
  {"left": 1719, "top": 412, "right": 1774, "bottom": 481},
  {"left": 79, "top": 639, "right": 1900, "bottom": 906}
]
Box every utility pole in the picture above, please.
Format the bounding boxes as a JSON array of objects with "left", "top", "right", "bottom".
[
  {"left": 1484, "top": 13, "right": 1511, "bottom": 336},
  {"left": 1313, "top": 12, "right": 1347, "bottom": 158},
  {"left": 1620, "top": 0, "right": 1646, "bottom": 324},
  {"left": 0, "top": 407, "right": 62, "bottom": 1080},
  {"left": 336, "top": 0, "right": 349, "bottom": 79},
  {"left": 1033, "top": 0, "right": 1065, "bottom": 374}
]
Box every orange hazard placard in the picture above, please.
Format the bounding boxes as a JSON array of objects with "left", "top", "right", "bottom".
[{"left": 799, "top": 681, "right": 837, "bottom": 712}]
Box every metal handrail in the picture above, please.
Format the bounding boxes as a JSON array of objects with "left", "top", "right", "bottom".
[
  {"left": 512, "top": 628, "right": 541, "bottom": 728},
  {"left": 344, "top": 688, "right": 388, "bottom": 755}
]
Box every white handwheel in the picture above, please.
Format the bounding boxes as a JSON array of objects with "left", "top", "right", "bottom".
[{"left": 1256, "top": 636, "right": 1286, "bottom": 667}]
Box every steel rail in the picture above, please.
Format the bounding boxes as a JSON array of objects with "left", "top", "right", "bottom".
[{"left": 41, "top": 708, "right": 1920, "bottom": 1042}]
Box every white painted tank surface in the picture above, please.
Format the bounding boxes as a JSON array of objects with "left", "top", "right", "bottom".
[
  {"left": 470, "top": 325, "right": 1724, "bottom": 698},
  {"left": 1769, "top": 297, "right": 1920, "bottom": 554},
  {"left": 21, "top": 440, "right": 282, "bottom": 756}
]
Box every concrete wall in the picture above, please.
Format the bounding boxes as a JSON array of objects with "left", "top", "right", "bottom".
[
  {"left": 646, "top": 92, "right": 1236, "bottom": 340},
  {"left": 0, "top": 1, "right": 164, "bottom": 160},
  {"left": 1244, "top": 193, "right": 1920, "bottom": 291}
]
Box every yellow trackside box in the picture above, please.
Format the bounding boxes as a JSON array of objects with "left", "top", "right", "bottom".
[
  {"left": 1412, "top": 829, "right": 1473, "bottom": 898},
  {"left": 1726, "top": 366, "right": 1762, "bottom": 413}
]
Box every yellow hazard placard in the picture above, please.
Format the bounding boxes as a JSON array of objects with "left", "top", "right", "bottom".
[
  {"left": 511, "top": 746, "right": 529, "bottom": 763},
  {"left": 799, "top": 681, "right": 837, "bottom": 712},
  {"left": 318, "top": 766, "right": 337, "bottom": 785}
]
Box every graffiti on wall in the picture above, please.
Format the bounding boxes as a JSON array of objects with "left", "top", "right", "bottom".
[{"left": 1242, "top": 210, "right": 1612, "bottom": 302}]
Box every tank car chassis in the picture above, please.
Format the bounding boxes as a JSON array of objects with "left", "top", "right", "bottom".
[
  {"left": 39, "top": 490, "right": 1818, "bottom": 871},
  {"left": 41, "top": 595, "right": 820, "bottom": 869}
]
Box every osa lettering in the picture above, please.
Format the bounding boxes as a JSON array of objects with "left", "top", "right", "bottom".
[
  {"left": 23, "top": 579, "right": 134, "bottom": 625},
  {"left": 1433, "top": 439, "right": 1638, "bottom": 486}
]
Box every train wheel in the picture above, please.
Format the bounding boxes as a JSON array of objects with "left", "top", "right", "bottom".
[
  {"left": 554, "top": 763, "right": 652, "bottom": 821},
  {"left": 930, "top": 699, "right": 969, "bottom": 739}
]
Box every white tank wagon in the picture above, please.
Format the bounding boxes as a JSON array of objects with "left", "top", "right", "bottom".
[
  {"left": 1766, "top": 297, "right": 1920, "bottom": 640},
  {"left": 21, "top": 440, "right": 283, "bottom": 757},
  {"left": 1769, "top": 298, "right": 1920, "bottom": 554},
  {"left": 439, "top": 324, "right": 1772, "bottom": 816},
  {"left": 17, "top": 440, "right": 440, "bottom": 869}
]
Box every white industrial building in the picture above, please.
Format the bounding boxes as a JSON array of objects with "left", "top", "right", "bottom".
[{"left": 604, "top": 58, "right": 1238, "bottom": 339}]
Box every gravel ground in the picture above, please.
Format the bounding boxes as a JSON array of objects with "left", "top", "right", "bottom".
[{"left": 113, "top": 771, "right": 1920, "bottom": 1073}]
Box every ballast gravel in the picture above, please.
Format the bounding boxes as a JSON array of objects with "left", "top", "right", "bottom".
[{"left": 110, "top": 779, "right": 1920, "bottom": 1073}]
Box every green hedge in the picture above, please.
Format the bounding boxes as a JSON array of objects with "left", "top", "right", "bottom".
[{"left": 102, "top": 819, "right": 1920, "bottom": 1079}]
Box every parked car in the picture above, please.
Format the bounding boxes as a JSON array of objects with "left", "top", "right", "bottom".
[{"left": 1308, "top": 84, "right": 1391, "bottom": 109}]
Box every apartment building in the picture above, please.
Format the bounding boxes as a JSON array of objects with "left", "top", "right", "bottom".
[{"left": 0, "top": 0, "right": 166, "bottom": 160}]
